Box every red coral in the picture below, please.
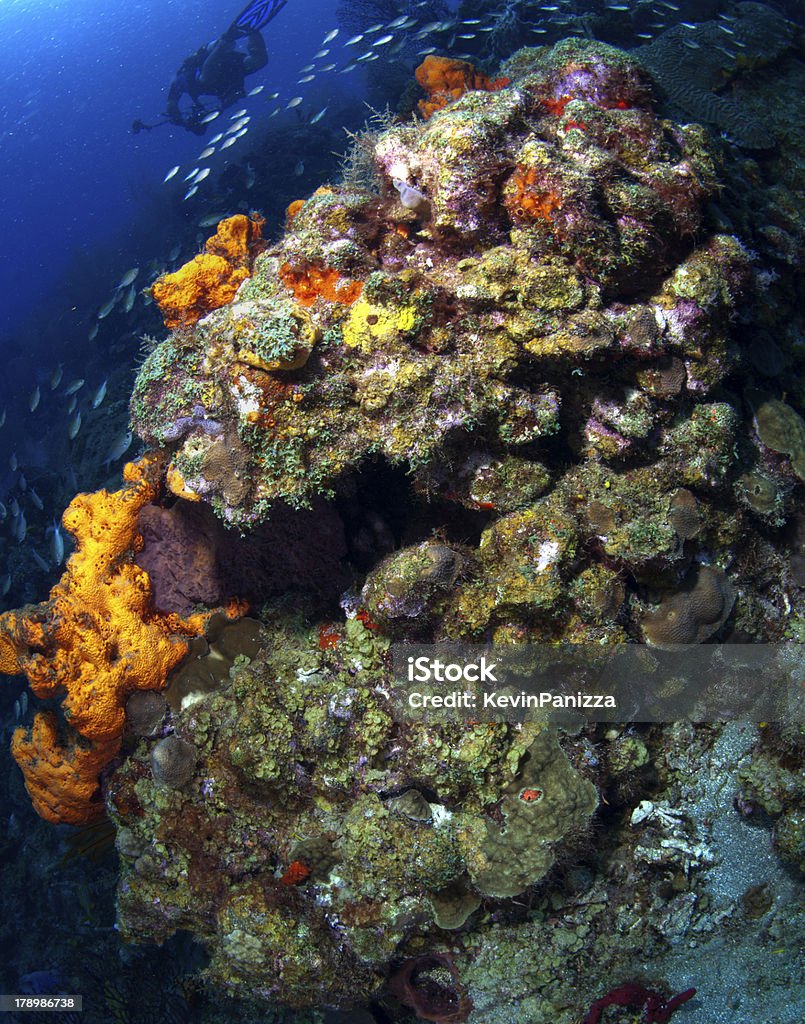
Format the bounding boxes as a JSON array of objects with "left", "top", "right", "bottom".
[
  {"left": 280, "top": 860, "right": 311, "bottom": 886},
  {"left": 583, "top": 982, "right": 696, "bottom": 1024}
]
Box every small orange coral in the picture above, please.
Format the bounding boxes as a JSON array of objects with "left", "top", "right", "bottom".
[
  {"left": 286, "top": 199, "right": 306, "bottom": 223},
  {"left": 415, "top": 55, "right": 509, "bottom": 119},
  {"left": 279, "top": 262, "right": 364, "bottom": 308},
  {"left": 152, "top": 213, "right": 265, "bottom": 329},
  {"left": 505, "top": 166, "right": 563, "bottom": 225},
  {"left": 0, "top": 455, "right": 240, "bottom": 824}
]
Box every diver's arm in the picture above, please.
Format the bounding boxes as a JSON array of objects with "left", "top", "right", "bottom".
[
  {"left": 165, "top": 77, "right": 185, "bottom": 122},
  {"left": 243, "top": 30, "right": 267, "bottom": 74}
]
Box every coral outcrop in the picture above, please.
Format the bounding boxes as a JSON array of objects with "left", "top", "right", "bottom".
[
  {"left": 0, "top": 456, "right": 239, "bottom": 824},
  {"left": 108, "top": 616, "right": 598, "bottom": 1008},
  {"left": 71, "top": 33, "right": 803, "bottom": 1019}
]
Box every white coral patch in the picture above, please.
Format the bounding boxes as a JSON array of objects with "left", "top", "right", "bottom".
[{"left": 535, "top": 540, "right": 560, "bottom": 572}]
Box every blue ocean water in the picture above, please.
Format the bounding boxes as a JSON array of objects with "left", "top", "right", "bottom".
[{"left": 0, "top": 0, "right": 344, "bottom": 339}]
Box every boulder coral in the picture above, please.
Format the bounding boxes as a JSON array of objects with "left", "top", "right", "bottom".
[
  {"left": 0, "top": 455, "right": 240, "bottom": 824},
  {"left": 151, "top": 213, "right": 265, "bottom": 329}
]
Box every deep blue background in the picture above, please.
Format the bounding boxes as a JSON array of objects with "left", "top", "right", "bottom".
[{"left": 0, "top": 0, "right": 343, "bottom": 339}]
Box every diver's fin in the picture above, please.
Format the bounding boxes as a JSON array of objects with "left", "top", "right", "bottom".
[{"left": 231, "top": 0, "right": 288, "bottom": 34}]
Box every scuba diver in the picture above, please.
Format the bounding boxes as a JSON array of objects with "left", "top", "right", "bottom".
[{"left": 132, "top": 0, "right": 287, "bottom": 135}]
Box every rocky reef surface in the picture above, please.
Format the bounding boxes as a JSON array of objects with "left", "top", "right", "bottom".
[{"left": 2, "top": 36, "right": 803, "bottom": 1024}]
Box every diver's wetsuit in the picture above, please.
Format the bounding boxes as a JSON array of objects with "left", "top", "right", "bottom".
[{"left": 166, "top": 29, "right": 267, "bottom": 133}]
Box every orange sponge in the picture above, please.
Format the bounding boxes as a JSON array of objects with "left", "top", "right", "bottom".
[
  {"left": 0, "top": 455, "right": 239, "bottom": 824},
  {"left": 415, "top": 55, "right": 509, "bottom": 118},
  {"left": 152, "top": 213, "right": 265, "bottom": 329}
]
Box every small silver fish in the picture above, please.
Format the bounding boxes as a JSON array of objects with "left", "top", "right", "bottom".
[
  {"left": 31, "top": 548, "right": 50, "bottom": 573},
  {"left": 49, "top": 364, "right": 64, "bottom": 390},
  {"left": 374, "top": 34, "right": 394, "bottom": 45},
  {"left": 340, "top": 62, "right": 358, "bottom": 72},
  {"left": 169, "top": 244, "right": 182, "bottom": 261},
  {"left": 98, "top": 296, "right": 117, "bottom": 319},
  {"left": 0, "top": 501, "right": 6, "bottom": 521},
  {"left": 183, "top": 184, "right": 199, "bottom": 200},
  {"left": 198, "top": 213, "right": 225, "bottom": 227},
  {"left": 300, "top": 64, "right": 315, "bottom": 72},
  {"left": 345, "top": 33, "right": 364, "bottom": 46},
  {"left": 68, "top": 411, "right": 82, "bottom": 440},
  {"left": 9, "top": 452, "right": 18, "bottom": 471},
  {"left": 29, "top": 488, "right": 43, "bottom": 511},
  {"left": 194, "top": 167, "right": 211, "bottom": 184},
  {"left": 29, "top": 385, "right": 40, "bottom": 412},
  {"left": 309, "top": 106, "right": 328, "bottom": 124},
  {"left": 64, "top": 378, "right": 85, "bottom": 396},
  {"left": 184, "top": 166, "right": 200, "bottom": 181},
  {"left": 1, "top": 574, "right": 11, "bottom": 596},
  {"left": 117, "top": 267, "right": 139, "bottom": 288},
  {"left": 321, "top": 28, "right": 339, "bottom": 44},
  {"left": 163, "top": 165, "right": 180, "bottom": 182},
  {"left": 247, "top": 84, "right": 264, "bottom": 96},
  {"left": 230, "top": 108, "right": 248, "bottom": 119},
  {"left": 219, "top": 136, "right": 238, "bottom": 150},
  {"left": 67, "top": 395, "right": 77, "bottom": 414},
  {"left": 267, "top": 91, "right": 280, "bottom": 99},
  {"left": 198, "top": 145, "right": 216, "bottom": 159},
  {"left": 91, "top": 379, "right": 108, "bottom": 409},
  {"left": 104, "top": 430, "right": 133, "bottom": 466},
  {"left": 312, "top": 48, "right": 329, "bottom": 58},
  {"left": 88, "top": 322, "right": 99, "bottom": 341},
  {"left": 208, "top": 131, "right": 224, "bottom": 144},
  {"left": 48, "top": 522, "right": 65, "bottom": 566},
  {"left": 123, "top": 284, "right": 137, "bottom": 313},
  {"left": 365, "top": 23, "right": 385, "bottom": 33},
  {"left": 386, "top": 15, "right": 410, "bottom": 28},
  {"left": 286, "top": 96, "right": 303, "bottom": 109},
  {"left": 18, "top": 473, "right": 26, "bottom": 492},
  {"left": 0, "top": 408, "right": 5, "bottom": 428},
  {"left": 320, "top": 64, "right": 336, "bottom": 72},
  {"left": 294, "top": 160, "right": 305, "bottom": 175},
  {"left": 14, "top": 510, "right": 26, "bottom": 543},
  {"left": 200, "top": 110, "right": 220, "bottom": 123},
  {"left": 298, "top": 74, "right": 315, "bottom": 83}
]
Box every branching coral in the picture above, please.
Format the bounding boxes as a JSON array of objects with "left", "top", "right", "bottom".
[
  {"left": 0, "top": 455, "right": 240, "bottom": 824},
  {"left": 151, "top": 213, "right": 265, "bottom": 329}
]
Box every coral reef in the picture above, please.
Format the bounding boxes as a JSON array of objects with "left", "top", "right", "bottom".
[
  {"left": 3, "top": 27, "right": 802, "bottom": 1024},
  {"left": 0, "top": 456, "right": 239, "bottom": 824},
  {"left": 108, "top": 615, "right": 598, "bottom": 1009}
]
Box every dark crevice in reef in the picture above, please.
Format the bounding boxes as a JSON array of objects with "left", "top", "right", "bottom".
[{"left": 335, "top": 458, "right": 493, "bottom": 575}]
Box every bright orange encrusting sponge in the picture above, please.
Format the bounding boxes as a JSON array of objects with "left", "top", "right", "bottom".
[
  {"left": 151, "top": 213, "right": 265, "bottom": 329},
  {"left": 0, "top": 454, "right": 235, "bottom": 825},
  {"left": 278, "top": 262, "right": 364, "bottom": 307},
  {"left": 415, "top": 55, "right": 509, "bottom": 119}
]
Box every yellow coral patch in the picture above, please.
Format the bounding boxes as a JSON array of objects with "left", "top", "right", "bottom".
[{"left": 342, "top": 300, "right": 419, "bottom": 353}]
